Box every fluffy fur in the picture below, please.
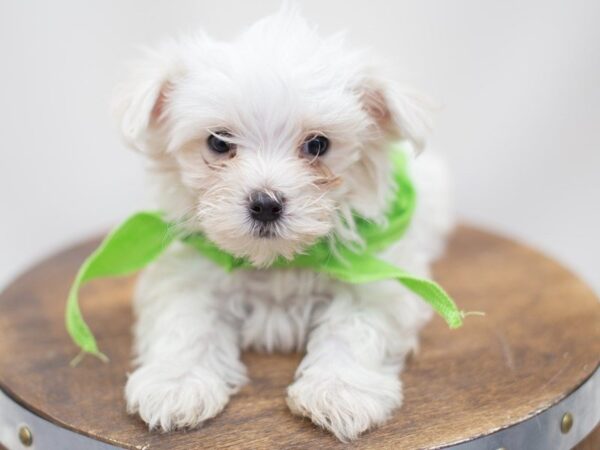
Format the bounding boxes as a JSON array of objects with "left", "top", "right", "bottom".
[{"left": 114, "top": 6, "right": 452, "bottom": 442}]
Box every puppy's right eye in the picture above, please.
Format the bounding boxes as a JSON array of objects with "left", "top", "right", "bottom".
[
  {"left": 207, "top": 133, "right": 235, "bottom": 154},
  {"left": 301, "top": 135, "right": 329, "bottom": 158}
]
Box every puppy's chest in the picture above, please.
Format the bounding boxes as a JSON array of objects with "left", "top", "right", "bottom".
[
  {"left": 214, "top": 268, "right": 333, "bottom": 307},
  {"left": 212, "top": 268, "right": 335, "bottom": 352}
]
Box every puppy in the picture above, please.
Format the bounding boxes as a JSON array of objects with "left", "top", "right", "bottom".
[{"left": 114, "top": 7, "right": 452, "bottom": 442}]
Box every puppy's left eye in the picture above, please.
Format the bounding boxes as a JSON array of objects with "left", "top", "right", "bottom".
[
  {"left": 302, "top": 135, "right": 329, "bottom": 157},
  {"left": 208, "top": 132, "right": 235, "bottom": 154}
]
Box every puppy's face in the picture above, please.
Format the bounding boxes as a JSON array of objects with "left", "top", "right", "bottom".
[{"left": 114, "top": 10, "right": 429, "bottom": 266}]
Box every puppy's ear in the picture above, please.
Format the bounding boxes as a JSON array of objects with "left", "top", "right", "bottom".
[
  {"left": 344, "top": 73, "right": 433, "bottom": 222},
  {"left": 112, "top": 40, "right": 185, "bottom": 153},
  {"left": 358, "top": 74, "right": 432, "bottom": 152}
]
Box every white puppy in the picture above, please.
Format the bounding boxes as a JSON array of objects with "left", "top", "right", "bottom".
[{"left": 114, "top": 7, "right": 452, "bottom": 442}]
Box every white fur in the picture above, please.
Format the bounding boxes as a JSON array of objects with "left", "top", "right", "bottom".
[{"left": 115, "top": 6, "right": 452, "bottom": 442}]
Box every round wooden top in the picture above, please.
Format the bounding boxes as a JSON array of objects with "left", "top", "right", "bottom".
[{"left": 0, "top": 226, "right": 598, "bottom": 449}]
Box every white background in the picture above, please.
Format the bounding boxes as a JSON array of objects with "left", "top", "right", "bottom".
[{"left": 1, "top": 0, "right": 598, "bottom": 292}]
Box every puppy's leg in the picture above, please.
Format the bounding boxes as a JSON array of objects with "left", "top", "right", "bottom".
[
  {"left": 287, "top": 283, "right": 431, "bottom": 441},
  {"left": 287, "top": 152, "right": 451, "bottom": 441},
  {"left": 125, "top": 243, "right": 247, "bottom": 431}
]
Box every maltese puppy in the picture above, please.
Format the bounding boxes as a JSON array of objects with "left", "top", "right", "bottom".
[{"left": 114, "top": 7, "right": 452, "bottom": 442}]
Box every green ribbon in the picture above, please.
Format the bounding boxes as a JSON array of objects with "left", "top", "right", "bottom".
[{"left": 66, "top": 145, "right": 465, "bottom": 361}]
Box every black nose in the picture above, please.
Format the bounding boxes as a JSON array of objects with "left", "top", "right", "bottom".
[{"left": 249, "top": 191, "right": 283, "bottom": 223}]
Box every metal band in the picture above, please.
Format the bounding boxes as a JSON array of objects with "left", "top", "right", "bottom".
[
  {"left": 0, "top": 366, "right": 598, "bottom": 449},
  {"left": 448, "top": 365, "right": 599, "bottom": 450},
  {"left": 0, "top": 389, "right": 120, "bottom": 450}
]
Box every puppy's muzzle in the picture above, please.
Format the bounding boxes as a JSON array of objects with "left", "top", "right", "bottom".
[{"left": 248, "top": 190, "right": 284, "bottom": 224}]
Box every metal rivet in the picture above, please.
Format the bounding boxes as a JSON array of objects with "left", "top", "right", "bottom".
[
  {"left": 18, "top": 425, "right": 33, "bottom": 446},
  {"left": 561, "top": 412, "right": 574, "bottom": 434}
]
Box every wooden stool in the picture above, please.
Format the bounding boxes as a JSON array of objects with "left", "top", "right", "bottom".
[{"left": 0, "top": 226, "right": 598, "bottom": 449}]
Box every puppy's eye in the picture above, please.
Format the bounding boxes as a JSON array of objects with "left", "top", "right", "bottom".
[
  {"left": 302, "top": 135, "right": 329, "bottom": 157},
  {"left": 207, "top": 132, "right": 235, "bottom": 154}
]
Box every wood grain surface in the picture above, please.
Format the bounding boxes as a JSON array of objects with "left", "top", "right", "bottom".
[{"left": 0, "top": 226, "right": 598, "bottom": 449}]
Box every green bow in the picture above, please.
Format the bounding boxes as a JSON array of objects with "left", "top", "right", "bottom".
[{"left": 66, "top": 145, "right": 465, "bottom": 361}]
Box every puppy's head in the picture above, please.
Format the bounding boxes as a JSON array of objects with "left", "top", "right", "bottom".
[{"left": 114, "top": 8, "right": 430, "bottom": 266}]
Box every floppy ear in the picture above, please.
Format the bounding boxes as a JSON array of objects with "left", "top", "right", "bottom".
[
  {"left": 358, "top": 74, "right": 432, "bottom": 152},
  {"left": 112, "top": 40, "right": 185, "bottom": 153},
  {"left": 343, "top": 73, "right": 433, "bottom": 223}
]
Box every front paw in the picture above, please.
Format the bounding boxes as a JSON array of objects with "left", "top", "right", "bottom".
[
  {"left": 125, "top": 363, "right": 233, "bottom": 431},
  {"left": 286, "top": 367, "right": 402, "bottom": 441}
]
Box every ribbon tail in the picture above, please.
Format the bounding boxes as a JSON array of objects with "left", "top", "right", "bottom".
[
  {"left": 65, "top": 212, "right": 175, "bottom": 362},
  {"left": 319, "top": 252, "right": 465, "bottom": 329},
  {"left": 65, "top": 262, "right": 103, "bottom": 361},
  {"left": 396, "top": 275, "right": 463, "bottom": 329}
]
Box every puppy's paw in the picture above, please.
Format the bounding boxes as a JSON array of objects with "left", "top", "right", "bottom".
[
  {"left": 125, "top": 363, "right": 234, "bottom": 431},
  {"left": 286, "top": 367, "right": 402, "bottom": 441}
]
